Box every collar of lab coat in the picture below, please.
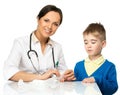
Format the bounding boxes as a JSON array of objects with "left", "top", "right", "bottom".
[{"left": 32, "top": 32, "right": 54, "bottom": 47}]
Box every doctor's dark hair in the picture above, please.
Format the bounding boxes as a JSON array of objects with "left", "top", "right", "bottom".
[
  {"left": 37, "top": 5, "right": 63, "bottom": 25},
  {"left": 83, "top": 23, "right": 106, "bottom": 41}
]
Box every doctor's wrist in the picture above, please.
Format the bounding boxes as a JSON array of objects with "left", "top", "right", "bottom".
[
  {"left": 36, "top": 73, "right": 50, "bottom": 80},
  {"left": 36, "top": 74, "right": 44, "bottom": 80}
]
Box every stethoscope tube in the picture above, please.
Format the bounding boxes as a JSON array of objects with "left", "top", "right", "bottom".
[
  {"left": 27, "top": 33, "right": 38, "bottom": 58},
  {"left": 27, "top": 33, "right": 56, "bottom": 74}
]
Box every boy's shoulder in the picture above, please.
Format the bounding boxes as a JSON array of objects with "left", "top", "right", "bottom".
[
  {"left": 104, "top": 59, "right": 115, "bottom": 66},
  {"left": 75, "top": 60, "right": 85, "bottom": 65}
]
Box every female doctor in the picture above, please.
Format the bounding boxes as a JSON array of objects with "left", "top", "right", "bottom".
[{"left": 3, "top": 5, "right": 75, "bottom": 82}]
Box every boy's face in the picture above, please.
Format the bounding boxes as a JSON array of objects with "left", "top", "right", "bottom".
[{"left": 83, "top": 33, "right": 106, "bottom": 59}]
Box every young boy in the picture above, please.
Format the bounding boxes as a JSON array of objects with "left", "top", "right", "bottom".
[{"left": 74, "top": 23, "right": 118, "bottom": 95}]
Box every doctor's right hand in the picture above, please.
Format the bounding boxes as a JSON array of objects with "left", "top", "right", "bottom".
[{"left": 38, "top": 69, "right": 60, "bottom": 80}]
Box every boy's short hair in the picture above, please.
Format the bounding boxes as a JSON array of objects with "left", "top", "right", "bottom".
[{"left": 83, "top": 23, "right": 106, "bottom": 41}]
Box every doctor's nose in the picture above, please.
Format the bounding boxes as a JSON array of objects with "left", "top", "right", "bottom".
[{"left": 48, "top": 23, "right": 52, "bottom": 29}]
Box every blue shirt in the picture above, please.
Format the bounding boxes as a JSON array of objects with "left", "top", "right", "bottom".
[{"left": 74, "top": 59, "right": 118, "bottom": 95}]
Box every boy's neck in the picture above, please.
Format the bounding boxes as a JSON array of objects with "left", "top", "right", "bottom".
[{"left": 88, "top": 54, "right": 102, "bottom": 61}]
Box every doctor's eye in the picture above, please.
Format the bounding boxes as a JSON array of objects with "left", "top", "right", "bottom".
[
  {"left": 44, "top": 19, "right": 49, "bottom": 22},
  {"left": 53, "top": 22, "right": 59, "bottom": 27}
]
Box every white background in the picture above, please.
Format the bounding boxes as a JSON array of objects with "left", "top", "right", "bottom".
[{"left": 0, "top": 0, "right": 119, "bottom": 94}]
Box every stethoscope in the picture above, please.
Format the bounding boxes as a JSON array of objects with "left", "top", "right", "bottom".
[{"left": 27, "top": 33, "right": 56, "bottom": 74}]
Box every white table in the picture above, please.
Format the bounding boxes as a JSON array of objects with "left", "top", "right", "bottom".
[{"left": 3, "top": 78, "right": 102, "bottom": 95}]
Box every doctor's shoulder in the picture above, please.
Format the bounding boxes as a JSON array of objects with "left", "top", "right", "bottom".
[
  {"left": 50, "top": 39, "right": 62, "bottom": 49},
  {"left": 13, "top": 35, "right": 29, "bottom": 45},
  {"left": 11, "top": 35, "right": 29, "bottom": 50}
]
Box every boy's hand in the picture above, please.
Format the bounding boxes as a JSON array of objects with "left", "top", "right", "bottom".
[{"left": 82, "top": 77, "right": 95, "bottom": 83}]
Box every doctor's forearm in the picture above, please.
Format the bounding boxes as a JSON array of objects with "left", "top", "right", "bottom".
[{"left": 9, "top": 71, "right": 42, "bottom": 82}]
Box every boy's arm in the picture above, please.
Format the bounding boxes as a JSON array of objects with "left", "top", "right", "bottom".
[{"left": 94, "top": 65, "right": 118, "bottom": 94}]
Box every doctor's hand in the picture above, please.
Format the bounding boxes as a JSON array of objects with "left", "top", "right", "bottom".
[
  {"left": 60, "top": 69, "right": 76, "bottom": 82},
  {"left": 40, "top": 69, "right": 60, "bottom": 80}
]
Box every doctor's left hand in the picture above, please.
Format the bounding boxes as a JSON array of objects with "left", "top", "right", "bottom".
[
  {"left": 40, "top": 69, "right": 60, "bottom": 80},
  {"left": 60, "top": 69, "right": 76, "bottom": 82}
]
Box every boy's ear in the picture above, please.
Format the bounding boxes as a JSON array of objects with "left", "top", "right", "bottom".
[{"left": 102, "top": 40, "right": 106, "bottom": 48}]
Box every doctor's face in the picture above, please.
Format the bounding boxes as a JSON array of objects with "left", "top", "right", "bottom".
[{"left": 37, "top": 11, "right": 61, "bottom": 38}]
